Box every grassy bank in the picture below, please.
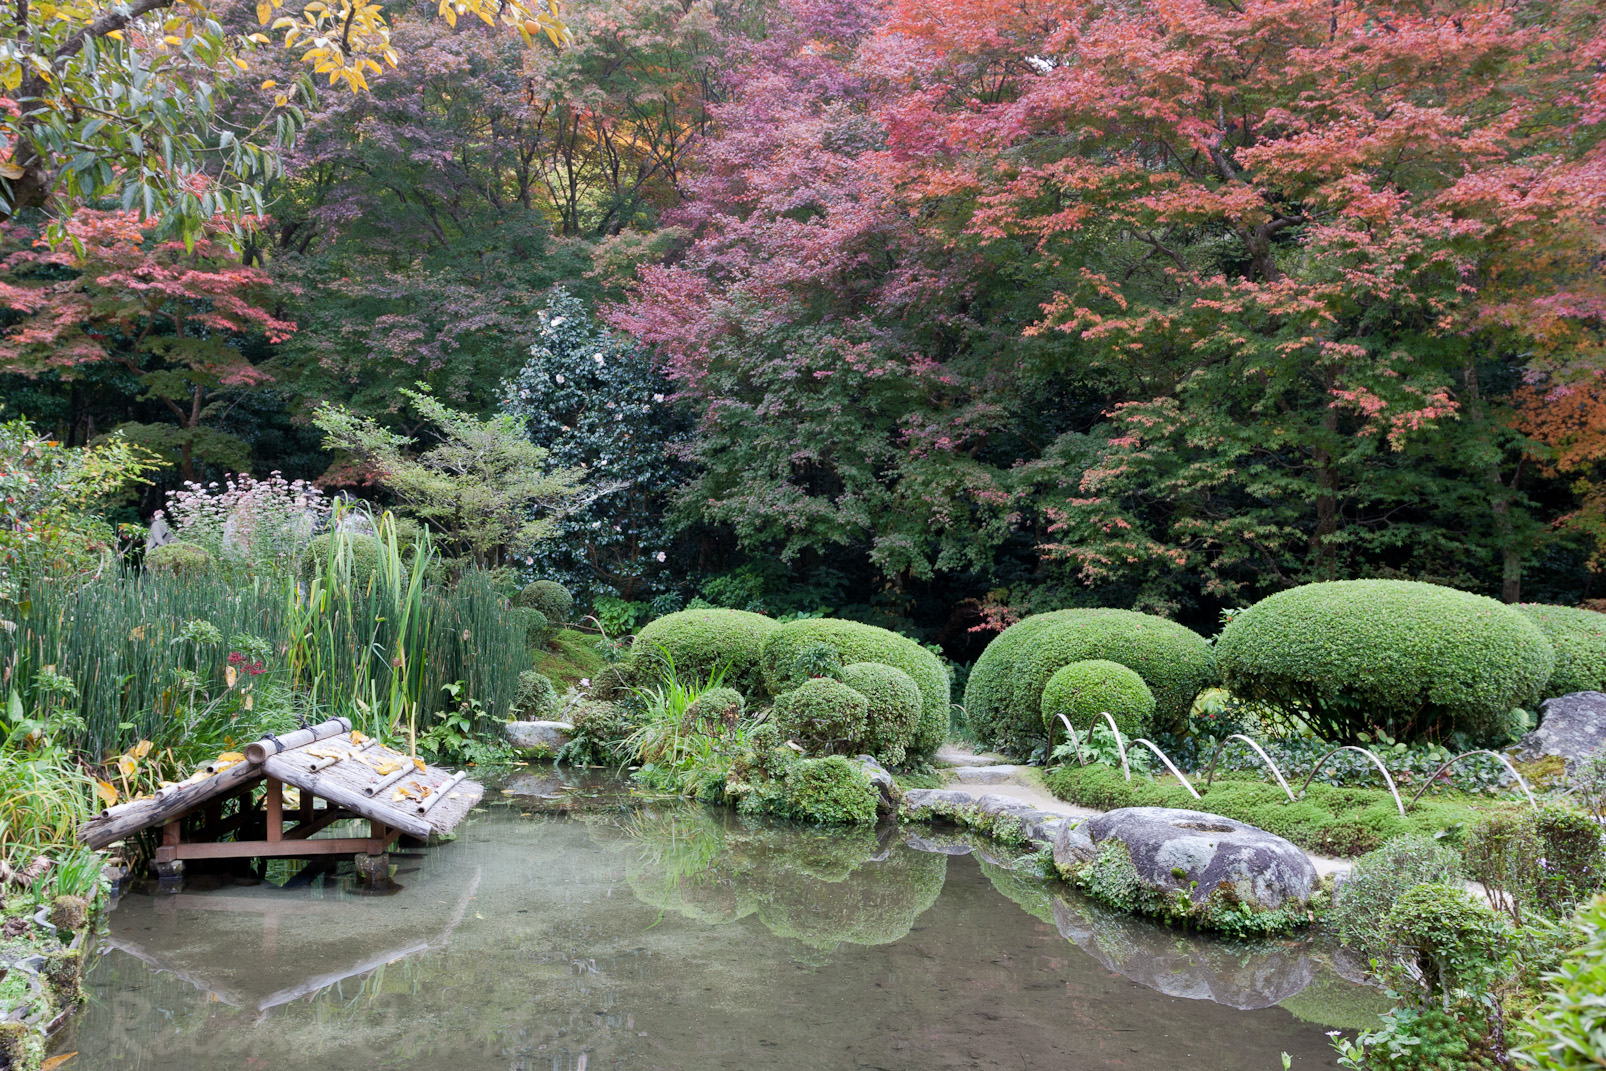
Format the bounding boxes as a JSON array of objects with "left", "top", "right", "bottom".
[{"left": 1043, "top": 763, "right": 1513, "bottom": 857}]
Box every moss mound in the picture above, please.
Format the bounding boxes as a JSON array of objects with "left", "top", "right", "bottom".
[
  {"left": 1041, "top": 659, "right": 1156, "bottom": 739},
  {"left": 772, "top": 677, "right": 870, "bottom": 754},
  {"left": 630, "top": 607, "right": 777, "bottom": 697},
  {"left": 964, "top": 609, "right": 1213, "bottom": 754},
  {"left": 841, "top": 662, "right": 922, "bottom": 766},
  {"left": 1217, "top": 580, "right": 1554, "bottom": 743},
  {"left": 145, "top": 541, "right": 215, "bottom": 577},
  {"left": 1518, "top": 603, "right": 1606, "bottom": 696},
  {"left": 761, "top": 618, "right": 949, "bottom": 757},
  {"left": 514, "top": 579, "right": 574, "bottom": 624},
  {"left": 513, "top": 670, "right": 558, "bottom": 719}
]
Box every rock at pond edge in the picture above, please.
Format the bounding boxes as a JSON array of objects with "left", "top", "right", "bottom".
[
  {"left": 505, "top": 720, "right": 574, "bottom": 756},
  {"left": 1053, "top": 806, "right": 1316, "bottom": 936}
]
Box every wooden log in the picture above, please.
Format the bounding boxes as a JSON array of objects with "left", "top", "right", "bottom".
[
  {"left": 263, "top": 753, "right": 433, "bottom": 839},
  {"left": 265, "top": 779, "right": 283, "bottom": 843},
  {"left": 243, "top": 717, "right": 352, "bottom": 765},
  {"left": 78, "top": 761, "right": 265, "bottom": 850},
  {"left": 418, "top": 771, "right": 469, "bottom": 816},
  {"left": 363, "top": 762, "right": 417, "bottom": 799}
]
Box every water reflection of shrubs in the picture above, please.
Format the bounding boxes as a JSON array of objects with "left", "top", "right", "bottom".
[{"left": 618, "top": 806, "right": 945, "bottom": 950}]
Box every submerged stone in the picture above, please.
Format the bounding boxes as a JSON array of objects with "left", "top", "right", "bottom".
[{"left": 1053, "top": 806, "right": 1316, "bottom": 935}]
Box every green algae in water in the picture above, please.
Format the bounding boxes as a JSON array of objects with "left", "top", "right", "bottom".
[{"left": 54, "top": 781, "right": 1363, "bottom": 1070}]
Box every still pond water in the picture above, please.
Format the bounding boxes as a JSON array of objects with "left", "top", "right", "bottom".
[{"left": 54, "top": 771, "right": 1385, "bottom": 1070}]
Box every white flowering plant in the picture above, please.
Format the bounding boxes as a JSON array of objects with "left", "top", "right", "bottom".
[{"left": 159, "top": 472, "right": 330, "bottom": 573}]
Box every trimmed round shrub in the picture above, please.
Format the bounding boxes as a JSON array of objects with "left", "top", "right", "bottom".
[
  {"left": 780, "top": 756, "right": 878, "bottom": 825},
  {"left": 515, "top": 607, "right": 551, "bottom": 649},
  {"left": 841, "top": 662, "right": 922, "bottom": 766},
  {"left": 513, "top": 670, "right": 558, "bottom": 719},
  {"left": 145, "top": 541, "right": 215, "bottom": 577},
  {"left": 515, "top": 580, "right": 574, "bottom": 625},
  {"left": 964, "top": 609, "right": 1214, "bottom": 754},
  {"left": 297, "top": 532, "right": 389, "bottom": 589},
  {"left": 1330, "top": 834, "right": 1464, "bottom": 954},
  {"left": 1040, "top": 659, "right": 1156, "bottom": 739},
  {"left": 1217, "top": 580, "right": 1555, "bottom": 743},
  {"left": 1519, "top": 603, "right": 1606, "bottom": 696},
  {"left": 760, "top": 619, "right": 949, "bottom": 757},
  {"left": 791, "top": 643, "right": 845, "bottom": 682},
  {"left": 686, "top": 686, "right": 745, "bottom": 727},
  {"left": 772, "top": 677, "right": 869, "bottom": 754},
  {"left": 629, "top": 608, "right": 777, "bottom": 697}
]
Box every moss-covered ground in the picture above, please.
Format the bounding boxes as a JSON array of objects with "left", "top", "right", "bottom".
[
  {"left": 1044, "top": 764, "right": 1517, "bottom": 857},
  {"left": 531, "top": 628, "right": 611, "bottom": 690}
]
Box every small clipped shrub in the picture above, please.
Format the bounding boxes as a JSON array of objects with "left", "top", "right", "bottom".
[
  {"left": 791, "top": 642, "right": 845, "bottom": 682},
  {"left": 781, "top": 756, "right": 878, "bottom": 825},
  {"left": 145, "top": 541, "right": 215, "bottom": 577},
  {"left": 515, "top": 607, "right": 552, "bottom": 649},
  {"left": 1518, "top": 603, "right": 1606, "bottom": 696},
  {"left": 298, "top": 532, "right": 389, "bottom": 589},
  {"left": 515, "top": 579, "right": 574, "bottom": 624},
  {"left": 685, "top": 686, "right": 744, "bottom": 728},
  {"left": 1379, "top": 883, "right": 1513, "bottom": 1007},
  {"left": 1040, "top": 658, "right": 1156, "bottom": 739},
  {"left": 1216, "top": 579, "right": 1554, "bottom": 743},
  {"left": 513, "top": 670, "right": 558, "bottom": 719},
  {"left": 1330, "top": 834, "right": 1465, "bottom": 954},
  {"left": 630, "top": 607, "right": 777, "bottom": 698},
  {"left": 772, "top": 677, "right": 869, "bottom": 754},
  {"left": 555, "top": 698, "right": 638, "bottom": 766},
  {"left": 1571, "top": 751, "right": 1606, "bottom": 821},
  {"left": 841, "top": 662, "right": 922, "bottom": 766},
  {"left": 964, "top": 608, "right": 1214, "bottom": 754},
  {"left": 1465, "top": 806, "right": 1606, "bottom": 924},
  {"left": 1513, "top": 893, "right": 1606, "bottom": 1071},
  {"left": 760, "top": 618, "right": 949, "bottom": 757}
]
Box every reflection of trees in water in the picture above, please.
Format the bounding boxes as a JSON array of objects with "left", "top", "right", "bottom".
[{"left": 617, "top": 805, "right": 946, "bottom": 951}]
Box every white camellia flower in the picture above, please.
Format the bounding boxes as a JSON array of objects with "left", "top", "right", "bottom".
[{"left": 555, "top": 374, "right": 565, "bottom": 384}]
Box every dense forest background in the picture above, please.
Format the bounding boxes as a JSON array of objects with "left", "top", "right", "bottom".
[{"left": 3, "top": 0, "right": 1603, "bottom": 658}]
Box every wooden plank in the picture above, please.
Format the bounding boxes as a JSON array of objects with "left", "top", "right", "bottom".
[
  {"left": 78, "top": 764, "right": 264, "bottom": 849},
  {"left": 285, "top": 806, "right": 356, "bottom": 841},
  {"left": 264, "top": 753, "right": 434, "bottom": 839},
  {"left": 171, "top": 837, "right": 393, "bottom": 861},
  {"left": 265, "top": 779, "right": 283, "bottom": 844}
]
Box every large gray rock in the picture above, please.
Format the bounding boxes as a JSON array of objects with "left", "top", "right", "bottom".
[
  {"left": 1054, "top": 807, "right": 1316, "bottom": 922},
  {"left": 852, "top": 755, "right": 901, "bottom": 817},
  {"left": 950, "top": 764, "right": 1022, "bottom": 785},
  {"left": 504, "top": 720, "right": 573, "bottom": 755},
  {"left": 1520, "top": 691, "right": 1606, "bottom": 767},
  {"left": 901, "top": 789, "right": 1064, "bottom": 847}
]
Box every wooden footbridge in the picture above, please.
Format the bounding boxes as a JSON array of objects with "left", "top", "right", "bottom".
[{"left": 77, "top": 718, "right": 483, "bottom": 880}]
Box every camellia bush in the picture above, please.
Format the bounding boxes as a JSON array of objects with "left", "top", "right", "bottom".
[
  {"left": 964, "top": 609, "right": 1214, "bottom": 755},
  {"left": 760, "top": 618, "right": 949, "bottom": 757},
  {"left": 1518, "top": 604, "right": 1606, "bottom": 697},
  {"left": 629, "top": 607, "right": 778, "bottom": 698},
  {"left": 1217, "top": 580, "right": 1554, "bottom": 744}
]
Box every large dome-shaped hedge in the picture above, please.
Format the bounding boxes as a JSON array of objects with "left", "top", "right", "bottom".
[
  {"left": 1518, "top": 604, "right": 1606, "bottom": 697},
  {"left": 1217, "top": 580, "right": 1554, "bottom": 743},
  {"left": 630, "top": 608, "right": 777, "bottom": 697},
  {"left": 963, "top": 609, "right": 1214, "bottom": 754},
  {"left": 761, "top": 619, "right": 949, "bottom": 756}
]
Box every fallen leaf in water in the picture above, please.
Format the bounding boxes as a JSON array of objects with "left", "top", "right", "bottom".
[
  {"left": 474, "top": 912, "right": 484, "bottom": 920},
  {"left": 41, "top": 1053, "right": 78, "bottom": 1070}
]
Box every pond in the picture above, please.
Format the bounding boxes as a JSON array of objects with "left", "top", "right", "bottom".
[{"left": 53, "top": 771, "right": 1385, "bottom": 1070}]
